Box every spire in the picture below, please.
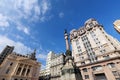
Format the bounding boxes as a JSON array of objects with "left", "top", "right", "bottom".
[{"left": 30, "top": 49, "right": 37, "bottom": 60}]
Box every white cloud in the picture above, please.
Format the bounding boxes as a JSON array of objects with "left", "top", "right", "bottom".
[
  {"left": 36, "top": 53, "right": 47, "bottom": 60},
  {"left": 17, "top": 23, "right": 30, "bottom": 35},
  {"left": 0, "top": 35, "right": 32, "bottom": 55},
  {"left": 0, "top": 0, "right": 51, "bottom": 34},
  {"left": 59, "top": 12, "right": 64, "bottom": 18},
  {"left": 0, "top": 13, "right": 9, "bottom": 27},
  {"left": 41, "top": 0, "right": 50, "bottom": 15}
]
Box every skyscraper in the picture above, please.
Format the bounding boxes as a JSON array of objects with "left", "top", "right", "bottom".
[{"left": 70, "top": 18, "right": 120, "bottom": 80}]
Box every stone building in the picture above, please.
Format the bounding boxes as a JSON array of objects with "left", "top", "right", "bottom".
[
  {"left": 0, "top": 46, "right": 41, "bottom": 80},
  {"left": 50, "top": 53, "right": 65, "bottom": 80},
  {"left": 70, "top": 18, "right": 120, "bottom": 80}
]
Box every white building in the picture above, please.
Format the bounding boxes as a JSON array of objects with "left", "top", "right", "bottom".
[{"left": 46, "top": 51, "right": 55, "bottom": 75}]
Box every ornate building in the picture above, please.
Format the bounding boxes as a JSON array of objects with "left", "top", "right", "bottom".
[
  {"left": 0, "top": 46, "right": 41, "bottom": 80},
  {"left": 70, "top": 18, "right": 120, "bottom": 80}
]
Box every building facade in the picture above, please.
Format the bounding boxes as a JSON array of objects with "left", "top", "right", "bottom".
[
  {"left": 0, "top": 46, "right": 41, "bottom": 80},
  {"left": 50, "top": 53, "right": 65, "bottom": 80},
  {"left": 39, "top": 51, "right": 55, "bottom": 80},
  {"left": 70, "top": 18, "right": 120, "bottom": 80},
  {"left": 46, "top": 51, "right": 55, "bottom": 75}
]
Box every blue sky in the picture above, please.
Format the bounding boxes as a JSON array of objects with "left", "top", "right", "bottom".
[{"left": 0, "top": 0, "right": 120, "bottom": 69}]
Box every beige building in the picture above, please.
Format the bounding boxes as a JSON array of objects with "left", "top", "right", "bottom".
[
  {"left": 70, "top": 18, "right": 120, "bottom": 80},
  {"left": 0, "top": 46, "right": 41, "bottom": 80}
]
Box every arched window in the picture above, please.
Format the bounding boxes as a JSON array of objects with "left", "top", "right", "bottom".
[
  {"left": 21, "top": 68, "right": 26, "bottom": 76},
  {"left": 16, "top": 67, "right": 21, "bottom": 75}
]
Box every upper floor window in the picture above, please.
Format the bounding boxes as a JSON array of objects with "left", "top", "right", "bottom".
[
  {"left": 83, "top": 68, "right": 87, "bottom": 72},
  {"left": 81, "top": 62, "right": 85, "bottom": 65},
  {"left": 103, "top": 55, "right": 109, "bottom": 60},
  {"left": 75, "top": 39, "right": 79, "bottom": 45},
  {"left": 92, "top": 65, "right": 102, "bottom": 71},
  {"left": 10, "top": 62, "right": 13, "bottom": 66},
  {"left": 85, "top": 75, "right": 89, "bottom": 79},
  {"left": 6, "top": 69, "right": 10, "bottom": 74},
  {"left": 107, "top": 63, "right": 115, "bottom": 68},
  {"left": 112, "top": 71, "right": 118, "bottom": 76}
]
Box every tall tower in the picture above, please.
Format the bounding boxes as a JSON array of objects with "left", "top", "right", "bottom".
[
  {"left": 0, "top": 45, "right": 14, "bottom": 65},
  {"left": 61, "top": 30, "right": 82, "bottom": 80}
]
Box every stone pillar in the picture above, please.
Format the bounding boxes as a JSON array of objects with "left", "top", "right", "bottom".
[
  {"left": 88, "top": 68, "right": 94, "bottom": 80},
  {"left": 14, "top": 63, "right": 20, "bottom": 75},
  {"left": 103, "top": 65, "right": 116, "bottom": 80},
  {"left": 25, "top": 65, "right": 29, "bottom": 76},
  {"left": 20, "top": 64, "right": 25, "bottom": 76},
  {"left": 115, "top": 61, "right": 120, "bottom": 78}
]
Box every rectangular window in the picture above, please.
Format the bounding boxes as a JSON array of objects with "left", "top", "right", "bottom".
[
  {"left": 112, "top": 71, "right": 118, "bottom": 76},
  {"left": 107, "top": 63, "right": 115, "bottom": 68},
  {"left": 83, "top": 68, "right": 87, "bottom": 72},
  {"left": 116, "top": 78, "right": 120, "bottom": 80},
  {"left": 103, "top": 55, "right": 109, "bottom": 59},
  {"left": 85, "top": 75, "right": 89, "bottom": 79},
  {"left": 6, "top": 69, "right": 10, "bottom": 74}
]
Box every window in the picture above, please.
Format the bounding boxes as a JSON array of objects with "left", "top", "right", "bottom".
[
  {"left": 77, "top": 46, "right": 81, "bottom": 49},
  {"left": 103, "top": 55, "right": 109, "bottom": 59},
  {"left": 83, "top": 68, "right": 87, "bottom": 72},
  {"left": 112, "top": 71, "right": 118, "bottom": 76},
  {"left": 22, "top": 68, "right": 26, "bottom": 76},
  {"left": 16, "top": 67, "right": 21, "bottom": 75},
  {"left": 6, "top": 69, "right": 10, "bottom": 74},
  {"left": 85, "top": 75, "right": 89, "bottom": 79},
  {"left": 10, "top": 62, "right": 13, "bottom": 66},
  {"left": 92, "top": 65, "right": 102, "bottom": 71},
  {"left": 81, "top": 62, "right": 85, "bottom": 65},
  {"left": 107, "top": 63, "right": 115, "bottom": 68},
  {"left": 26, "top": 69, "right": 30, "bottom": 76},
  {"left": 76, "top": 39, "right": 79, "bottom": 45},
  {"left": 116, "top": 78, "right": 120, "bottom": 80}
]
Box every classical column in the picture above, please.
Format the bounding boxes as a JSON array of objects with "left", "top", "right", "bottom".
[
  {"left": 14, "top": 63, "right": 20, "bottom": 75},
  {"left": 20, "top": 64, "right": 25, "bottom": 76},
  {"left": 25, "top": 65, "right": 29, "bottom": 76}
]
